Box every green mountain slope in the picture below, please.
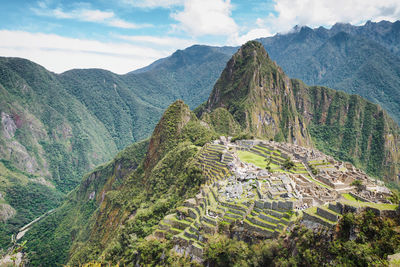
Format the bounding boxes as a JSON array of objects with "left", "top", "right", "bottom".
[
  {"left": 24, "top": 139, "right": 149, "bottom": 266},
  {"left": 21, "top": 41, "right": 400, "bottom": 266},
  {"left": 0, "top": 58, "right": 118, "bottom": 247},
  {"left": 126, "top": 45, "right": 236, "bottom": 109},
  {"left": 0, "top": 45, "right": 235, "bottom": 249},
  {"left": 199, "top": 41, "right": 400, "bottom": 183},
  {"left": 58, "top": 69, "right": 162, "bottom": 148},
  {"left": 203, "top": 41, "right": 311, "bottom": 146},
  {"left": 259, "top": 21, "right": 400, "bottom": 124},
  {"left": 23, "top": 100, "right": 216, "bottom": 265}
]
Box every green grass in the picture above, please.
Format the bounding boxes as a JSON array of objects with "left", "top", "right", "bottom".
[
  {"left": 237, "top": 150, "right": 270, "bottom": 168},
  {"left": 243, "top": 218, "right": 274, "bottom": 232},
  {"left": 342, "top": 193, "right": 358, "bottom": 201},
  {"left": 304, "top": 206, "right": 337, "bottom": 224},
  {"left": 341, "top": 200, "right": 398, "bottom": 211}
]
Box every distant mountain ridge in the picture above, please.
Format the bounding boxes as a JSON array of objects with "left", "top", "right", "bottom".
[{"left": 258, "top": 20, "right": 400, "bottom": 124}]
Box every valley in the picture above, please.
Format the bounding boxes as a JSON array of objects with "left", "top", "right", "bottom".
[{"left": 0, "top": 16, "right": 399, "bottom": 266}]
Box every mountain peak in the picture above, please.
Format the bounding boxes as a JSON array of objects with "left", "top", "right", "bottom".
[
  {"left": 203, "top": 41, "right": 311, "bottom": 146},
  {"left": 206, "top": 41, "right": 277, "bottom": 111},
  {"left": 143, "top": 100, "right": 194, "bottom": 171}
]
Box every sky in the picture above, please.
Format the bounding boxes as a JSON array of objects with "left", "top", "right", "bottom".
[{"left": 0, "top": 0, "right": 399, "bottom": 74}]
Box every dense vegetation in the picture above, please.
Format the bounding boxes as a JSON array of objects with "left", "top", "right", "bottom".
[
  {"left": 294, "top": 85, "right": 400, "bottom": 183},
  {"left": 78, "top": 209, "right": 400, "bottom": 266},
  {"left": 0, "top": 158, "right": 64, "bottom": 249},
  {"left": 22, "top": 101, "right": 218, "bottom": 266},
  {"left": 23, "top": 139, "right": 149, "bottom": 266},
  {"left": 199, "top": 210, "right": 400, "bottom": 266},
  {"left": 259, "top": 20, "right": 400, "bottom": 125},
  {"left": 0, "top": 45, "right": 233, "bottom": 251}
]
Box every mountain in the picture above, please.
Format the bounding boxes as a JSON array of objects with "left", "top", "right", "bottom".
[
  {"left": 20, "top": 41, "right": 400, "bottom": 266},
  {"left": 23, "top": 100, "right": 217, "bottom": 265},
  {"left": 125, "top": 45, "right": 236, "bottom": 109},
  {"left": 202, "top": 41, "right": 311, "bottom": 147},
  {"left": 0, "top": 58, "right": 118, "bottom": 248},
  {"left": 0, "top": 45, "right": 235, "bottom": 249},
  {"left": 198, "top": 41, "right": 400, "bottom": 183},
  {"left": 259, "top": 20, "right": 400, "bottom": 125},
  {"left": 2, "top": 19, "right": 400, "bottom": 261}
]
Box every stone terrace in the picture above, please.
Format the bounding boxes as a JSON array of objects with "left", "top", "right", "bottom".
[{"left": 153, "top": 137, "right": 395, "bottom": 261}]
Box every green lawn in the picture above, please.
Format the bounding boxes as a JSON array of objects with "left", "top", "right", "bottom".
[
  {"left": 237, "top": 150, "right": 280, "bottom": 169},
  {"left": 341, "top": 199, "right": 398, "bottom": 211}
]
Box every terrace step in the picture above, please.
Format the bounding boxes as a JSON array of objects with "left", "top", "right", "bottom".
[
  {"left": 243, "top": 219, "right": 276, "bottom": 237},
  {"left": 316, "top": 206, "right": 340, "bottom": 222},
  {"left": 303, "top": 208, "right": 337, "bottom": 228}
]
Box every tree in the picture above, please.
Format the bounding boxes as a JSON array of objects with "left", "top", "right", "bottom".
[
  {"left": 351, "top": 180, "right": 363, "bottom": 192},
  {"left": 10, "top": 240, "right": 27, "bottom": 266},
  {"left": 283, "top": 158, "right": 295, "bottom": 170}
]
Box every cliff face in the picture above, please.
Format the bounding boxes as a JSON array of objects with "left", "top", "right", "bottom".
[
  {"left": 292, "top": 82, "right": 400, "bottom": 181},
  {"left": 204, "top": 41, "right": 311, "bottom": 146}
]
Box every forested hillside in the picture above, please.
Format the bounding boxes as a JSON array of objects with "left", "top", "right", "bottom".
[
  {"left": 21, "top": 41, "right": 400, "bottom": 266},
  {"left": 259, "top": 20, "right": 400, "bottom": 124},
  {"left": 0, "top": 45, "right": 233, "bottom": 249}
]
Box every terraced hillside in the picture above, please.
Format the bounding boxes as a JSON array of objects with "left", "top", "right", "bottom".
[{"left": 152, "top": 138, "right": 397, "bottom": 261}]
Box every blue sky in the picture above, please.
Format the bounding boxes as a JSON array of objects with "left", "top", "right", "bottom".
[{"left": 1, "top": 0, "right": 399, "bottom": 74}]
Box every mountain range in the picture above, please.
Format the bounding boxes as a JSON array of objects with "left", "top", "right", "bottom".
[
  {"left": 19, "top": 40, "right": 400, "bottom": 266},
  {"left": 1, "top": 19, "right": 400, "bottom": 261}
]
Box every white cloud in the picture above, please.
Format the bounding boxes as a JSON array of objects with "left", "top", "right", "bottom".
[
  {"left": 121, "top": 0, "right": 184, "bottom": 8},
  {"left": 229, "top": 28, "right": 272, "bottom": 46},
  {"left": 116, "top": 34, "right": 195, "bottom": 48},
  {"left": 259, "top": 0, "right": 400, "bottom": 34},
  {"left": 32, "top": 4, "right": 149, "bottom": 29},
  {"left": 0, "top": 30, "right": 171, "bottom": 74},
  {"left": 171, "top": 0, "right": 238, "bottom": 37}
]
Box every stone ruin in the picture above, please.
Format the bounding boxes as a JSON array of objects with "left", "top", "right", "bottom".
[{"left": 152, "top": 138, "right": 396, "bottom": 262}]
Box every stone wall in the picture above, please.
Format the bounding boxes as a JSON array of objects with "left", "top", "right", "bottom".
[
  {"left": 349, "top": 192, "right": 370, "bottom": 202},
  {"left": 303, "top": 212, "right": 335, "bottom": 228},
  {"left": 316, "top": 207, "right": 338, "bottom": 222},
  {"left": 328, "top": 203, "right": 343, "bottom": 214},
  {"left": 242, "top": 221, "right": 276, "bottom": 238},
  {"left": 316, "top": 175, "right": 335, "bottom": 188}
]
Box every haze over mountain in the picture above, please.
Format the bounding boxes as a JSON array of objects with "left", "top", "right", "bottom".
[{"left": 18, "top": 41, "right": 400, "bottom": 266}]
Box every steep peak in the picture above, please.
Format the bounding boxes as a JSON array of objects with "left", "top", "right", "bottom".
[
  {"left": 203, "top": 41, "right": 311, "bottom": 146},
  {"left": 239, "top": 40, "right": 272, "bottom": 62},
  {"left": 143, "top": 100, "right": 194, "bottom": 171},
  {"left": 206, "top": 41, "right": 279, "bottom": 111}
]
